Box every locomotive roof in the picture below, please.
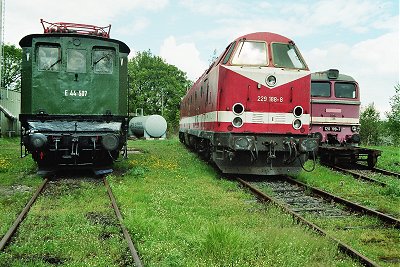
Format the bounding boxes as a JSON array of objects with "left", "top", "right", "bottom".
[
  {"left": 233, "top": 32, "right": 293, "bottom": 43},
  {"left": 19, "top": 33, "right": 130, "bottom": 54},
  {"left": 311, "top": 70, "right": 356, "bottom": 82}
]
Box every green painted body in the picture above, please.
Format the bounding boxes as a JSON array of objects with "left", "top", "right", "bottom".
[
  {"left": 20, "top": 34, "right": 129, "bottom": 116},
  {"left": 18, "top": 33, "right": 130, "bottom": 169}
]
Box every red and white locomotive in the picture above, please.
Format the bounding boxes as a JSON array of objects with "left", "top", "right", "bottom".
[{"left": 179, "top": 32, "right": 318, "bottom": 175}]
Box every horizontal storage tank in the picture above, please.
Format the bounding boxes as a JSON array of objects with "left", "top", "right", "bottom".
[{"left": 129, "top": 115, "right": 167, "bottom": 139}]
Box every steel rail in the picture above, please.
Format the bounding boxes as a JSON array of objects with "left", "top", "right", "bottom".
[
  {"left": 0, "top": 178, "right": 48, "bottom": 251},
  {"left": 323, "top": 163, "right": 388, "bottom": 187},
  {"left": 236, "top": 178, "right": 380, "bottom": 267},
  {"left": 283, "top": 176, "right": 400, "bottom": 228},
  {"left": 103, "top": 177, "right": 143, "bottom": 267},
  {"left": 371, "top": 167, "right": 400, "bottom": 179}
]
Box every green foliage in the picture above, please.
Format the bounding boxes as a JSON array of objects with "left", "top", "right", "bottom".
[
  {"left": 360, "top": 103, "right": 381, "bottom": 145},
  {"left": 386, "top": 84, "right": 400, "bottom": 145},
  {"left": 1, "top": 44, "right": 22, "bottom": 91},
  {"left": 128, "top": 50, "right": 192, "bottom": 133}
]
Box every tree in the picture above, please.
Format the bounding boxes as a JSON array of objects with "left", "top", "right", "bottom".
[
  {"left": 359, "top": 103, "right": 381, "bottom": 145},
  {"left": 1, "top": 44, "right": 22, "bottom": 91},
  {"left": 386, "top": 84, "right": 400, "bottom": 145},
  {"left": 128, "top": 50, "right": 192, "bottom": 133}
]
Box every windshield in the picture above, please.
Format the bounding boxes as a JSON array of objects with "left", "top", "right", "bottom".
[
  {"left": 38, "top": 45, "right": 61, "bottom": 71},
  {"left": 231, "top": 41, "right": 268, "bottom": 65},
  {"left": 311, "top": 82, "right": 331, "bottom": 97},
  {"left": 335, "top": 83, "right": 356, "bottom": 98},
  {"left": 67, "top": 49, "right": 86, "bottom": 73},
  {"left": 272, "top": 43, "right": 306, "bottom": 69},
  {"left": 93, "top": 49, "right": 114, "bottom": 74}
]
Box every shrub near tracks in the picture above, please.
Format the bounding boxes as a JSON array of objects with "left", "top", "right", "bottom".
[
  {"left": 0, "top": 138, "right": 42, "bottom": 241},
  {"left": 109, "top": 139, "right": 359, "bottom": 266}
]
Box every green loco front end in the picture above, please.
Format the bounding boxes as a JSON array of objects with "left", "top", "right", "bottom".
[{"left": 19, "top": 22, "right": 130, "bottom": 172}]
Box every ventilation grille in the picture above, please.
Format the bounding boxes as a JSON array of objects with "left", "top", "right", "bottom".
[
  {"left": 273, "top": 114, "right": 286, "bottom": 123},
  {"left": 252, "top": 113, "right": 264, "bottom": 123}
]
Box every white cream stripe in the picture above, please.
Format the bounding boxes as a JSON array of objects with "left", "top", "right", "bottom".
[
  {"left": 180, "top": 111, "right": 310, "bottom": 126},
  {"left": 311, "top": 117, "right": 359, "bottom": 124}
]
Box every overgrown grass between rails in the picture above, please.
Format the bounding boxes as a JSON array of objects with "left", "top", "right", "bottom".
[
  {"left": 0, "top": 179, "right": 133, "bottom": 266},
  {"left": 0, "top": 138, "right": 42, "bottom": 240},
  {"left": 110, "top": 138, "right": 359, "bottom": 266},
  {"left": 295, "top": 161, "right": 400, "bottom": 218}
]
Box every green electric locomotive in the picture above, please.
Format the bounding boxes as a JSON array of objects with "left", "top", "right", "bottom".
[{"left": 19, "top": 20, "right": 130, "bottom": 174}]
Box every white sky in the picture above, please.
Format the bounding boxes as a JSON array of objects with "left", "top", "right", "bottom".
[{"left": 3, "top": 0, "right": 399, "bottom": 116}]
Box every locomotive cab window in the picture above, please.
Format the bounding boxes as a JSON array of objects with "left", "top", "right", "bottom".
[
  {"left": 272, "top": 43, "right": 306, "bottom": 69},
  {"left": 67, "top": 49, "right": 87, "bottom": 73},
  {"left": 335, "top": 83, "right": 356, "bottom": 99},
  {"left": 311, "top": 82, "right": 331, "bottom": 97},
  {"left": 37, "top": 45, "right": 61, "bottom": 71},
  {"left": 93, "top": 48, "right": 115, "bottom": 74},
  {"left": 231, "top": 41, "right": 268, "bottom": 65}
]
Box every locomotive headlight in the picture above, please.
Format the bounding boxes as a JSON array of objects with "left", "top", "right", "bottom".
[
  {"left": 266, "top": 75, "right": 277, "bottom": 87},
  {"left": 232, "top": 117, "right": 243, "bottom": 128},
  {"left": 101, "top": 134, "right": 119, "bottom": 151},
  {"left": 232, "top": 103, "right": 244, "bottom": 115},
  {"left": 351, "top": 125, "right": 357, "bottom": 132},
  {"left": 292, "top": 119, "right": 302, "bottom": 130},
  {"left": 30, "top": 133, "right": 47, "bottom": 148},
  {"left": 293, "top": 106, "right": 303, "bottom": 117}
]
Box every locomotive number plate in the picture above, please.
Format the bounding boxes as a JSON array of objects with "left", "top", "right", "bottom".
[
  {"left": 323, "top": 126, "right": 341, "bottom": 132},
  {"left": 257, "top": 96, "right": 284, "bottom": 102},
  {"left": 64, "top": 90, "right": 88, "bottom": 97}
]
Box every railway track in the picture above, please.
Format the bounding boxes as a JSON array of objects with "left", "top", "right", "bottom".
[
  {"left": 323, "top": 162, "right": 400, "bottom": 187},
  {"left": 236, "top": 175, "right": 400, "bottom": 267},
  {"left": 354, "top": 164, "right": 400, "bottom": 180},
  {"left": 0, "top": 176, "right": 142, "bottom": 267}
]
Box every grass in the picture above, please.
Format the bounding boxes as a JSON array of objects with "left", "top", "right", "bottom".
[
  {"left": 368, "top": 146, "right": 400, "bottom": 173},
  {"left": 109, "top": 138, "right": 360, "bottom": 266},
  {"left": 293, "top": 147, "right": 400, "bottom": 266},
  {"left": 0, "top": 178, "right": 133, "bottom": 266},
  {"left": 0, "top": 138, "right": 42, "bottom": 240},
  {"left": 6, "top": 138, "right": 395, "bottom": 266},
  {"left": 295, "top": 162, "right": 400, "bottom": 218}
]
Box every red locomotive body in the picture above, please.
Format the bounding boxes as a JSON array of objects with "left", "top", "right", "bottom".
[
  {"left": 310, "top": 69, "right": 380, "bottom": 167},
  {"left": 310, "top": 69, "right": 361, "bottom": 145},
  {"left": 179, "top": 32, "right": 318, "bottom": 175}
]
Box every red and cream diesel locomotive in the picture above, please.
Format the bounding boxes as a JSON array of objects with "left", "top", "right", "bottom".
[{"left": 179, "top": 32, "right": 318, "bottom": 175}]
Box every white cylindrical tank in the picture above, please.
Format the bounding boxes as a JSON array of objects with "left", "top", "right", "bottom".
[{"left": 129, "top": 115, "right": 167, "bottom": 138}]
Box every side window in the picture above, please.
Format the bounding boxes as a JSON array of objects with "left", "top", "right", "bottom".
[
  {"left": 37, "top": 45, "right": 61, "bottom": 71},
  {"left": 93, "top": 48, "right": 114, "bottom": 74},
  {"left": 67, "top": 49, "right": 87, "bottom": 73},
  {"left": 222, "top": 42, "right": 236, "bottom": 64}
]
